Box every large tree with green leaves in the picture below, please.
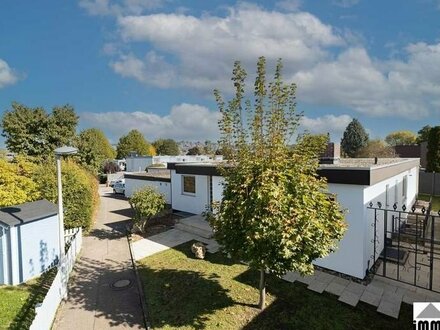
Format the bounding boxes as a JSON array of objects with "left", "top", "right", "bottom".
[
  {"left": 152, "top": 138, "right": 180, "bottom": 155},
  {"left": 417, "top": 125, "right": 432, "bottom": 144},
  {"left": 75, "top": 128, "right": 116, "bottom": 174},
  {"left": 208, "top": 57, "right": 346, "bottom": 309},
  {"left": 1, "top": 102, "right": 78, "bottom": 157},
  {"left": 427, "top": 126, "right": 440, "bottom": 172},
  {"left": 340, "top": 118, "right": 369, "bottom": 157},
  {"left": 116, "top": 129, "right": 155, "bottom": 159},
  {"left": 385, "top": 130, "right": 417, "bottom": 146}
]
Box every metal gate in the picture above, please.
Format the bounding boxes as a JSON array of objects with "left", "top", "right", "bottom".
[{"left": 367, "top": 198, "right": 440, "bottom": 292}]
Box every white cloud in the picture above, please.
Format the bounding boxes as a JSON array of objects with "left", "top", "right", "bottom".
[
  {"left": 0, "top": 59, "right": 19, "bottom": 88},
  {"left": 79, "top": 0, "right": 165, "bottom": 16},
  {"left": 114, "top": 4, "right": 343, "bottom": 91},
  {"left": 300, "top": 114, "right": 352, "bottom": 139},
  {"left": 81, "top": 103, "right": 221, "bottom": 141},
  {"left": 96, "top": 3, "right": 440, "bottom": 120}
]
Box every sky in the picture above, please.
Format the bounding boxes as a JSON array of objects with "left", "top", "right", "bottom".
[{"left": 1, "top": 0, "right": 440, "bottom": 147}]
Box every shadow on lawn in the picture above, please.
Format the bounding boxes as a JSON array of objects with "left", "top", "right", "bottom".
[
  {"left": 9, "top": 267, "right": 57, "bottom": 330},
  {"left": 138, "top": 267, "right": 235, "bottom": 329},
  {"left": 234, "top": 269, "right": 413, "bottom": 330}
]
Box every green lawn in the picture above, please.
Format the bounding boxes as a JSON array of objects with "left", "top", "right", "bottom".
[
  {"left": 0, "top": 267, "right": 57, "bottom": 330},
  {"left": 419, "top": 193, "right": 440, "bottom": 212},
  {"left": 0, "top": 285, "right": 31, "bottom": 329},
  {"left": 137, "top": 241, "right": 412, "bottom": 330}
]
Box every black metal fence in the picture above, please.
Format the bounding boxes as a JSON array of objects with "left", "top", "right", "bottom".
[{"left": 367, "top": 199, "right": 440, "bottom": 292}]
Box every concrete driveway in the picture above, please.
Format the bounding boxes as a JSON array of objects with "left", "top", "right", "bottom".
[{"left": 52, "top": 186, "right": 144, "bottom": 329}]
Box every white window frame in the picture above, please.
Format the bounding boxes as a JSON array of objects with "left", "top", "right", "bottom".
[
  {"left": 402, "top": 175, "right": 408, "bottom": 199},
  {"left": 182, "top": 175, "right": 196, "bottom": 195},
  {"left": 385, "top": 184, "right": 390, "bottom": 207}
]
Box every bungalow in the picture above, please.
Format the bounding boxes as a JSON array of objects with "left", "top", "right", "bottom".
[
  {"left": 167, "top": 157, "right": 420, "bottom": 280},
  {"left": 0, "top": 200, "right": 60, "bottom": 285}
]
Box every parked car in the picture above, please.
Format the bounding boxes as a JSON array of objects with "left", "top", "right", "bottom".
[
  {"left": 109, "top": 178, "right": 123, "bottom": 187},
  {"left": 113, "top": 180, "right": 125, "bottom": 195}
]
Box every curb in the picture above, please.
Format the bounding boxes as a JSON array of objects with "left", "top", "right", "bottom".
[{"left": 126, "top": 231, "right": 152, "bottom": 330}]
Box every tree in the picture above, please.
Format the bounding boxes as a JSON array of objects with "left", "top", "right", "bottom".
[
  {"left": 203, "top": 140, "right": 215, "bottom": 154},
  {"left": 153, "top": 138, "right": 180, "bottom": 155},
  {"left": 385, "top": 130, "right": 417, "bottom": 146},
  {"left": 1, "top": 102, "right": 78, "bottom": 157},
  {"left": 357, "top": 139, "right": 396, "bottom": 158},
  {"left": 208, "top": 57, "right": 346, "bottom": 309},
  {"left": 129, "top": 186, "right": 166, "bottom": 233},
  {"left": 116, "top": 129, "right": 155, "bottom": 159},
  {"left": 427, "top": 126, "right": 440, "bottom": 172},
  {"left": 340, "top": 119, "right": 369, "bottom": 157},
  {"left": 417, "top": 125, "right": 432, "bottom": 144},
  {"left": 76, "top": 128, "right": 116, "bottom": 174},
  {"left": 186, "top": 146, "right": 203, "bottom": 155}
]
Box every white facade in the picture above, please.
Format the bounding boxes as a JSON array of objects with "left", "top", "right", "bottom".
[
  {"left": 125, "top": 177, "right": 171, "bottom": 204},
  {"left": 0, "top": 202, "right": 60, "bottom": 285},
  {"left": 169, "top": 160, "right": 419, "bottom": 280}
]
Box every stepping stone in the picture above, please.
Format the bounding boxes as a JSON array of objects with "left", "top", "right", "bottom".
[
  {"left": 332, "top": 276, "right": 350, "bottom": 287},
  {"left": 282, "top": 272, "right": 299, "bottom": 283},
  {"left": 345, "top": 282, "right": 366, "bottom": 295},
  {"left": 377, "top": 299, "right": 401, "bottom": 319},
  {"left": 297, "top": 275, "right": 315, "bottom": 285},
  {"left": 402, "top": 291, "right": 426, "bottom": 305},
  {"left": 360, "top": 290, "right": 381, "bottom": 307},
  {"left": 315, "top": 272, "right": 335, "bottom": 284},
  {"left": 325, "top": 282, "right": 347, "bottom": 296},
  {"left": 308, "top": 281, "right": 327, "bottom": 294},
  {"left": 365, "top": 284, "right": 384, "bottom": 296},
  {"left": 382, "top": 291, "right": 403, "bottom": 304},
  {"left": 338, "top": 290, "right": 360, "bottom": 307}
]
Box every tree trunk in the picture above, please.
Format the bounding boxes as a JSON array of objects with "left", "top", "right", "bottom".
[{"left": 258, "top": 268, "right": 266, "bottom": 310}]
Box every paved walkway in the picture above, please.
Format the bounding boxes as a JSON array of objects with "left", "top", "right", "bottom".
[
  {"left": 282, "top": 269, "right": 440, "bottom": 319},
  {"left": 52, "top": 187, "right": 144, "bottom": 329}
]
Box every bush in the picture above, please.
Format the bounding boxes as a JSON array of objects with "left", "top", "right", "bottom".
[
  {"left": 427, "top": 126, "right": 440, "bottom": 172},
  {"left": 129, "top": 186, "right": 166, "bottom": 233},
  {"left": 0, "top": 156, "right": 40, "bottom": 207},
  {"left": 34, "top": 159, "right": 99, "bottom": 231}
]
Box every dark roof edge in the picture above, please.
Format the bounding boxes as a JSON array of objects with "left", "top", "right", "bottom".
[{"left": 125, "top": 174, "right": 171, "bottom": 182}]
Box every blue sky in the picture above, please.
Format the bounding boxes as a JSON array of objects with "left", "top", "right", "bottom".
[{"left": 1, "top": 0, "right": 440, "bottom": 147}]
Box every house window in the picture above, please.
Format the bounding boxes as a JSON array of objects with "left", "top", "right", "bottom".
[
  {"left": 182, "top": 176, "right": 196, "bottom": 195},
  {"left": 403, "top": 176, "right": 407, "bottom": 199}
]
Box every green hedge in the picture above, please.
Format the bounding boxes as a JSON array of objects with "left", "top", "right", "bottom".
[{"left": 34, "top": 159, "right": 99, "bottom": 231}]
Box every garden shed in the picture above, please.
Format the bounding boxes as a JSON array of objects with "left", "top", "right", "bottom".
[{"left": 0, "top": 199, "right": 60, "bottom": 285}]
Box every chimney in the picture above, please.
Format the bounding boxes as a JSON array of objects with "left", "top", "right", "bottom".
[{"left": 320, "top": 143, "right": 340, "bottom": 165}]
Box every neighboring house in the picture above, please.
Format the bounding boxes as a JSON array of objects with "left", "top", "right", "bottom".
[
  {"left": 168, "top": 158, "right": 420, "bottom": 280},
  {"left": 0, "top": 200, "right": 60, "bottom": 285},
  {"left": 394, "top": 142, "right": 427, "bottom": 169},
  {"left": 125, "top": 155, "right": 223, "bottom": 173}
]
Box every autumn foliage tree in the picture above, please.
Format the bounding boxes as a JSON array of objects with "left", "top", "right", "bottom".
[
  {"left": 385, "top": 130, "right": 417, "bottom": 146},
  {"left": 116, "top": 129, "right": 155, "bottom": 159},
  {"left": 208, "top": 57, "right": 346, "bottom": 309}
]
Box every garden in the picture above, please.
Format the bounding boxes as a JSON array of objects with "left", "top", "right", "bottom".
[{"left": 137, "top": 241, "right": 412, "bottom": 330}]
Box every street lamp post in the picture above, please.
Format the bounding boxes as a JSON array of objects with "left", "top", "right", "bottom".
[{"left": 55, "top": 146, "right": 78, "bottom": 298}]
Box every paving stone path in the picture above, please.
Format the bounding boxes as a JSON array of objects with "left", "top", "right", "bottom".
[{"left": 282, "top": 269, "right": 440, "bottom": 319}]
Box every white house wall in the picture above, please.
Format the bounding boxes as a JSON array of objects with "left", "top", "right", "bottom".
[
  {"left": 212, "top": 176, "right": 225, "bottom": 203},
  {"left": 171, "top": 170, "right": 209, "bottom": 214},
  {"left": 363, "top": 166, "right": 418, "bottom": 275},
  {"left": 126, "top": 157, "right": 153, "bottom": 172},
  {"left": 19, "top": 215, "right": 60, "bottom": 284},
  {"left": 125, "top": 178, "right": 171, "bottom": 204},
  {"left": 313, "top": 183, "right": 366, "bottom": 279}
]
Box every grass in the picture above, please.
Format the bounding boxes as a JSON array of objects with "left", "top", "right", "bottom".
[
  {"left": 137, "top": 241, "right": 412, "bottom": 330},
  {"left": 0, "top": 267, "right": 57, "bottom": 330},
  {"left": 418, "top": 193, "right": 440, "bottom": 212},
  {"left": 0, "top": 285, "right": 31, "bottom": 329}
]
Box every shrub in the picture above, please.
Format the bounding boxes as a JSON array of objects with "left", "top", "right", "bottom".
[
  {"left": 129, "top": 186, "right": 166, "bottom": 233},
  {"left": 427, "top": 126, "right": 440, "bottom": 172},
  {"left": 0, "top": 156, "right": 41, "bottom": 207},
  {"left": 34, "top": 159, "right": 99, "bottom": 231}
]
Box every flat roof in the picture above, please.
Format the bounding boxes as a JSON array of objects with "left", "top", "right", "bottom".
[
  {"left": 124, "top": 172, "right": 171, "bottom": 182},
  {"left": 0, "top": 199, "right": 58, "bottom": 227},
  {"left": 168, "top": 158, "right": 420, "bottom": 186}
]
